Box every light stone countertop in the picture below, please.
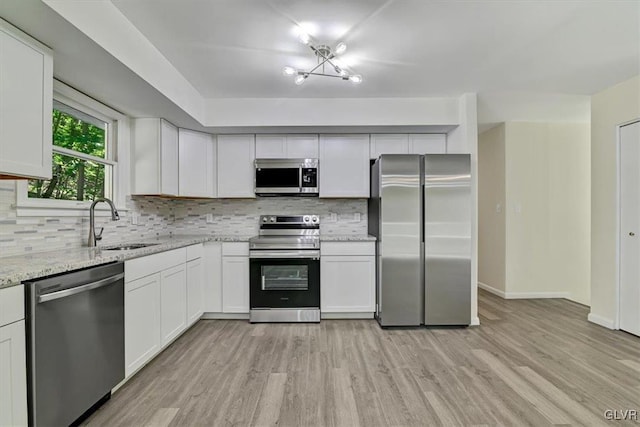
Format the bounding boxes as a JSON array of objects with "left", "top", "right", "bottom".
[
  {"left": 320, "top": 234, "right": 377, "bottom": 242},
  {"left": 0, "top": 233, "right": 375, "bottom": 289},
  {"left": 0, "top": 234, "right": 251, "bottom": 289}
]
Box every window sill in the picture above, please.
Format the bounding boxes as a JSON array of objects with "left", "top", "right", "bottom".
[
  {"left": 15, "top": 201, "right": 128, "bottom": 218},
  {"left": 15, "top": 181, "right": 127, "bottom": 217}
]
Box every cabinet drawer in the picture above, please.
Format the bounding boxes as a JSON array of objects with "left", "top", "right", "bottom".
[
  {"left": 186, "top": 243, "right": 203, "bottom": 261},
  {"left": 125, "top": 248, "right": 187, "bottom": 282},
  {"left": 222, "top": 242, "right": 249, "bottom": 256},
  {"left": 321, "top": 241, "right": 375, "bottom": 256},
  {"left": 0, "top": 286, "right": 24, "bottom": 327}
]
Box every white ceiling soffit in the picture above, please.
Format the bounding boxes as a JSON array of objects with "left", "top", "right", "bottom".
[{"left": 477, "top": 92, "right": 591, "bottom": 133}]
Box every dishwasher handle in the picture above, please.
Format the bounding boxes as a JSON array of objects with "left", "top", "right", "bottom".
[{"left": 38, "top": 273, "right": 124, "bottom": 304}]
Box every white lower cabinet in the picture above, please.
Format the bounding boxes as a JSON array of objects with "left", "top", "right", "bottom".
[
  {"left": 203, "top": 242, "right": 223, "bottom": 313},
  {"left": 0, "top": 320, "right": 28, "bottom": 427},
  {"left": 0, "top": 286, "right": 27, "bottom": 427},
  {"left": 320, "top": 242, "right": 376, "bottom": 314},
  {"left": 186, "top": 257, "right": 204, "bottom": 325},
  {"left": 160, "top": 264, "right": 187, "bottom": 346},
  {"left": 222, "top": 257, "right": 250, "bottom": 313},
  {"left": 222, "top": 242, "right": 250, "bottom": 313},
  {"left": 125, "top": 273, "right": 161, "bottom": 377},
  {"left": 124, "top": 245, "right": 204, "bottom": 378}
]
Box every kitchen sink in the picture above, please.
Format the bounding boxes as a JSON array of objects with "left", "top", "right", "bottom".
[{"left": 101, "top": 243, "right": 159, "bottom": 251}]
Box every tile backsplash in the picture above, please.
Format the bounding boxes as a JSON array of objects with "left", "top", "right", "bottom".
[
  {"left": 170, "top": 197, "right": 367, "bottom": 237},
  {"left": 0, "top": 180, "right": 367, "bottom": 257}
]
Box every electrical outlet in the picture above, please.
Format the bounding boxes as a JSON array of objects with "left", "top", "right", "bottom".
[
  {"left": 354, "top": 213, "right": 361, "bottom": 222},
  {"left": 206, "top": 213, "right": 214, "bottom": 224},
  {"left": 130, "top": 212, "right": 139, "bottom": 225},
  {"left": 330, "top": 212, "right": 338, "bottom": 222},
  {"left": 495, "top": 203, "right": 502, "bottom": 214}
]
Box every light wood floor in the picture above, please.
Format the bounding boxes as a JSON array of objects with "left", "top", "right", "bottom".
[{"left": 85, "top": 290, "right": 640, "bottom": 426}]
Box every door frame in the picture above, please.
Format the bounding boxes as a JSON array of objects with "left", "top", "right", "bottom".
[{"left": 616, "top": 118, "right": 640, "bottom": 330}]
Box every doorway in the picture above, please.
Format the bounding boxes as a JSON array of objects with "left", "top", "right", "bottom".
[{"left": 619, "top": 120, "right": 640, "bottom": 336}]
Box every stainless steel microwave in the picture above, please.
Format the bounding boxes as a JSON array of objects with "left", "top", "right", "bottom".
[{"left": 254, "top": 158, "right": 318, "bottom": 196}]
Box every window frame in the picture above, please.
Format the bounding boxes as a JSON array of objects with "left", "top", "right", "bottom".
[{"left": 16, "top": 80, "right": 128, "bottom": 217}]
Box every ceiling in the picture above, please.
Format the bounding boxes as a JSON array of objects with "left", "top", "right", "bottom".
[
  {"left": 111, "top": 0, "right": 640, "bottom": 99},
  {"left": 0, "top": 0, "right": 637, "bottom": 130}
]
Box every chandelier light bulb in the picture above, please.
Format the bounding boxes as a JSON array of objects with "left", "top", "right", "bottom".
[
  {"left": 349, "top": 74, "right": 363, "bottom": 84},
  {"left": 298, "top": 32, "right": 311, "bottom": 45},
  {"left": 282, "top": 66, "right": 296, "bottom": 76},
  {"left": 340, "top": 69, "right": 349, "bottom": 77},
  {"left": 294, "top": 74, "right": 307, "bottom": 85},
  {"left": 335, "top": 42, "right": 347, "bottom": 55}
]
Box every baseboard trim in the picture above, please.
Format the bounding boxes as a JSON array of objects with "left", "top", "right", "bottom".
[
  {"left": 321, "top": 312, "right": 374, "bottom": 319},
  {"left": 470, "top": 316, "right": 480, "bottom": 326},
  {"left": 505, "top": 291, "right": 571, "bottom": 299},
  {"left": 587, "top": 313, "right": 615, "bottom": 330},
  {"left": 478, "top": 282, "right": 506, "bottom": 298},
  {"left": 202, "top": 313, "right": 250, "bottom": 320},
  {"left": 478, "top": 282, "right": 570, "bottom": 300}
]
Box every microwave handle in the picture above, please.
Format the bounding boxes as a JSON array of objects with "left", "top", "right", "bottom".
[{"left": 299, "top": 166, "right": 303, "bottom": 190}]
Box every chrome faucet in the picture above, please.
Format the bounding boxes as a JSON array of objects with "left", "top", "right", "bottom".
[{"left": 88, "top": 198, "right": 120, "bottom": 247}]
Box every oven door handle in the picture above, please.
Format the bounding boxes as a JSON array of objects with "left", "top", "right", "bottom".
[{"left": 250, "top": 250, "right": 320, "bottom": 259}]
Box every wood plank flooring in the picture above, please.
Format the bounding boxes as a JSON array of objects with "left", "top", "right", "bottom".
[{"left": 84, "top": 290, "right": 640, "bottom": 426}]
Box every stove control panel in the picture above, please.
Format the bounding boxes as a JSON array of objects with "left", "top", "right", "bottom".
[{"left": 258, "top": 215, "right": 320, "bottom": 226}]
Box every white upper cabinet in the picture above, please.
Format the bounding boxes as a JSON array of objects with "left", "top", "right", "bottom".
[
  {"left": 0, "top": 19, "right": 53, "bottom": 180},
  {"left": 319, "top": 134, "right": 370, "bottom": 198},
  {"left": 408, "top": 134, "right": 447, "bottom": 154},
  {"left": 256, "top": 134, "right": 318, "bottom": 159},
  {"left": 284, "top": 135, "right": 319, "bottom": 158},
  {"left": 217, "top": 134, "right": 256, "bottom": 198},
  {"left": 370, "top": 134, "right": 409, "bottom": 159},
  {"left": 178, "top": 129, "right": 216, "bottom": 198},
  {"left": 255, "top": 135, "right": 286, "bottom": 158},
  {"left": 370, "top": 134, "right": 447, "bottom": 159},
  {"left": 132, "top": 118, "right": 179, "bottom": 196}
]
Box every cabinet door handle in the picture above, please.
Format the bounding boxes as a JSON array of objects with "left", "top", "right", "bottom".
[{"left": 630, "top": 232, "right": 636, "bottom": 236}]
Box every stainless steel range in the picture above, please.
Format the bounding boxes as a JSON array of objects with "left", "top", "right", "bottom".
[{"left": 249, "top": 215, "right": 320, "bottom": 323}]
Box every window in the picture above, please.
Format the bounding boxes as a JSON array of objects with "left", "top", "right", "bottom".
[
  {"left": 28, "top": 100, "right": 114, "bottom": 202},
  {"left": 16, "top": 81, "right": 126, "bottom": 215}
]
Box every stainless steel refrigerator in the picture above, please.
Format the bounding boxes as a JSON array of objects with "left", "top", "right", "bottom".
[{"left": 368, "top": 154, "right": 471, "bottom": 327}]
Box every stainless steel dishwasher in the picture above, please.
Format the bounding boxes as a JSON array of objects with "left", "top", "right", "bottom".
[{"left": 24, "top": 262, "right": 125, "bottom": 427}]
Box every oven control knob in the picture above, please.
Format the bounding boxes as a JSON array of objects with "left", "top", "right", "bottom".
[
  {"left": 311, "top": 216, "right": 318, "bottom": 223},
  {"left": 270, "top": 216, "right": 276, "bottom": 223},
  {"left": 262, "top": 217, "right": 268, "bottom": 222},
  {"left": 303, "top": 215, "right": 310, "bottom": 223}
]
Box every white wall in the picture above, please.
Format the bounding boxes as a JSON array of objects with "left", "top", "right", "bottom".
[
  {"left": 478, "top": 124, "right": 506, "bottom": 293},
  {"left": 478, "top": 121, "right": 591, "bottom": 305},
  {"left": 590, "top": 75, "right": 640, "bottom": 328},
  {"left": 505, "top": 122, "right": 590, "bottom": 304}
]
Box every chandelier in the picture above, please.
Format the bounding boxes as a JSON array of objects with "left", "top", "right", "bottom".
[{"left": 282, "top": 31, "right": 362, "bottom": 85}]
